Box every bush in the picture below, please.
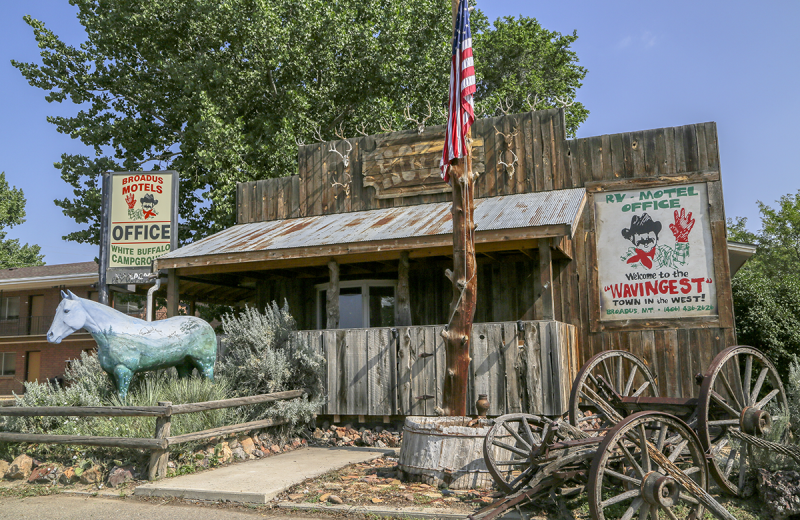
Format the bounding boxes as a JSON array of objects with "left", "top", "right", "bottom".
[
  {"left": 218, "top": 302, "right": 325, "bottom": 429},
  {"left": 788, "top": 358, "right": 800, "bottom": 438}
]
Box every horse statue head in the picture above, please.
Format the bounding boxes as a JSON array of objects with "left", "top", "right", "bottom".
[{"left": 48, "top": 290, "right": 89, "bottom": 344}]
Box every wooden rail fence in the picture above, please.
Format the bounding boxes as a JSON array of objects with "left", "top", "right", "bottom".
[{"left": 0, "top": 389, "right": 307, "bottom": 480}]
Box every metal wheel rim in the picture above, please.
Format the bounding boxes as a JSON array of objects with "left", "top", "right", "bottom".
[
  {"left": 697, "top": 345, "right": 790, "bottom": 497},
  {"left": 483, "top": 413, "right": 548, "bottom": 493},
  {"left": 569, "top": 350, "right": 659, "bottom": 431},
  {"left": 588, "top": 411, "right": 708, "bottom": 520}
]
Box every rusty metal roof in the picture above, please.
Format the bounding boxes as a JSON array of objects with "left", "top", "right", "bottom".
[{"left": 161, "top": 188, "right": 585, "bottom": 261}]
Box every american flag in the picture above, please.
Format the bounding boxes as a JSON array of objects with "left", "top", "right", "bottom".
[{"left": 440, "top": 0, "right": 476, "bottom": 183}]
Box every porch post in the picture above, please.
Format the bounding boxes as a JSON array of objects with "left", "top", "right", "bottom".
[
  {"left": 326, "top": 260, "right": 339, "bottom": 329},
  {"left": 395, "top": 251, "right": 412, "bottom": 326},
  {"left": 538, "top": 239, "right": 555, "bottom": 320},
  {"left": 166, "top": 268, "right": 179, "bottom": 318}
]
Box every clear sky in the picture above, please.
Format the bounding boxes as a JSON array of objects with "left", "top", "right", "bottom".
[{"left": 1, "top": 1, "right": 799, "bottom": 265}]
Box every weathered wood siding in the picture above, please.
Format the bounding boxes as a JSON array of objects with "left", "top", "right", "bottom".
[{"left": 293, "top": 320, "right": 578, "bottom": 417}]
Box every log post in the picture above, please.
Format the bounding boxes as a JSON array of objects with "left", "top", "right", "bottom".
[
  {"left": 326, "top": 260, "right": 340, "bottom": 329},
  {"left": 442, "top": 0, "right": 477, "bottom": 417},
  {"left": 539, "top": 239, "right": 555, "bottom": 320},
  {"left": 395, "top": 251, "right": 412, "bottom": 326},
  {"left": 148, "top": 401, "right": 172, "bottom": 480},
  {"left": 166, "top": 269, "right": 179, "bottom": 318}
]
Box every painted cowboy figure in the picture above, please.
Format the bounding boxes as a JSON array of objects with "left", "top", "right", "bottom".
[
  {"left": 620, "top": 209, "right": 694, "bottom": 269},
  {"left": 140, "top": 193, "right": 159, "bottom": 220}
]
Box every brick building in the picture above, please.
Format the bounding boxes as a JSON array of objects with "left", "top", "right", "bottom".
[{"left": 0, "top": 262, "right": 100, "bottom": 395}]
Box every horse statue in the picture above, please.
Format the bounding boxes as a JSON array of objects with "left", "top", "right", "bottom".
[{"left": 47, "top": 290, "right": 217, "bottom": 400}]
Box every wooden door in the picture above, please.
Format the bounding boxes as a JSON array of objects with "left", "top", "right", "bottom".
[
  {"left": 29, "top": 295, "right": 45, "bottom": 334},
  {"left": 25, "top": 351, "right": 41, "bottom": 383}
]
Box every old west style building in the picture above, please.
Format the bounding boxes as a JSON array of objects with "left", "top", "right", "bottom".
[
  {"left": 154, "top": 108, "right": 737, "bottom": 418},
  {"left": 0, "top": 262, "right": 100, "bottom": 395}
]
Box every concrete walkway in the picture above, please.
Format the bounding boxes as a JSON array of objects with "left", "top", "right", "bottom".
[{"left": 134, "top": 446, "right": 390, "bottom": 504}]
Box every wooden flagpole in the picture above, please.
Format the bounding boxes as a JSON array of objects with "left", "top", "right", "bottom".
[{"left": 441, "top": 0, "right": 477, "bottom": 417}]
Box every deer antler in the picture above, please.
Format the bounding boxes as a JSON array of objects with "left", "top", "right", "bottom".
[
  {"left": 554, "top": 96, "right": 575, "bottom": 108},
  {"left": 313, "top": 126, "right": 326, "bottom": 142},
  {"left": 404, "top": 101, "right": 433, "bottom": 134},
  {"left": 334, "top": 122, "right": 346, "bottom": 140},
  {"left": 379, "top": 118, "right": 394, "bottom": 133},
  {"left": 498, "top": 150, "right": 518, "bottom": 178},
  {"left": 355, "top": 123, "right": 370, "bottom": 136},
  {"left": 328, "top": 141, "right": 354, "bottom": 168},
  {"left": 331, "top": 171, "right": 352, "bottom": 197},
  {"left": 295, "top": 136, "right": 306, "bottom": 147},
  {"left": 493, "top": 125, "right": 519, "bottom": 143},
  {"left": 525, "top": 93, "right": 542, "bottom": 111},
  {"left": 496, "top": 98, "right": 513, "bottom": 116}
]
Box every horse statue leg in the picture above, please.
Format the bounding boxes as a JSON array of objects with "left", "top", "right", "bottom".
[{"left": 113, "top": 365, "right": 134, "bottom": 401}]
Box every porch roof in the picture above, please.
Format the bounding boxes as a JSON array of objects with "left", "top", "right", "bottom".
[{"left": 156, "top": 188, "right": 586, "bottom": 274}]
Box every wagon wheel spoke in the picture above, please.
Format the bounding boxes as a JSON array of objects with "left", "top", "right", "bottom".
[
  {"left": 639, "top": 425, "right": 651, "bottom": 473},
  {"left": 508, "top": 464, "right": 536, "bottom": 489},
  {"left": 624, "top": 364, "right": 639, "bottom": 396},
  {"left": 719, "top": 370, "right": 743, "bottom": 410},
  {"left": 738, "top": 444, "right": 749, "bottom": 493},
  {"left": 656, "top": 423, "right": 668, "bottom": 451},
  {"left": 683, "top": 466, "right": 702, "bottom": 476},
  {"left": 601, "top": 489, "right": 640, "bottom": 508},
  {"left": 743, "top": 354, "right": 753, "bottom": 405},
  {"left": 502, "top": 421, "right": 532, "bottom": 452},
  {"left": 723, "top": 443, "right": 743, "bottom": 478},
  {"left": 519, "top": 417, "right": 536, "bottom": 446},
  {"left": 631, "top": 380, "right": 651, "bottom": 398},
  {"left": 678, "top": 492, "right": 700, "bottom": 505},
  {"left": 618, "top": 497, "right": 644, "bottom": 520},
  {"left": 494, "top": 459, "right": 527, "bottom": 466},
  {"left": 707, "top": 419, "right": 739, "bottom": 427},
  {"left": 616, "top": 355, "right": 624, "bottom": 394},
  {"left": 492, "top": 439, "right": 530, "bottom": 458},
  {"left": 749, "top": 367, "right": 769, "bottom": 406},
  {"left": 603, "top": 468, "right": 642, "bottom": 487},
  {"left": 618, "top": 441, "right": 645, "bottom": 477},
  {"left": 710, "top": 436, "right": 729, "bottom": 456},
  {"left": 755, "top": 388, "right": 780, "bottom": 410},
  {"left": 663, "top": 506, "right": 679, "bottom": 520},
  {"left": 711, "top": 390, "right": 740, "bottom": 416},
  {"left": 601, "top": 358, "right": 614, "bottom": 392},
  {"left": 667, "top": 439, "right": 689, "bottom": 463},
  {"left": 637, "top": 502, "right": 650, "bottom": 520}
]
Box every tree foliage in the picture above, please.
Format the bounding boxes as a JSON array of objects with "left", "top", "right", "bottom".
[
  {"left": 0, "top": 172, "right": 45, "bottom": 269},
  {"left": 728, "top": 190, "right": 800, "bottom": 373},
  {"left": 13, "top": 0, "right": 588, "bottom": 245}
]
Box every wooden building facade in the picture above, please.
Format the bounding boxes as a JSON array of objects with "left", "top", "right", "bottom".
[{"left": 155, "top": 108, "right": 734, "bottom": 414}]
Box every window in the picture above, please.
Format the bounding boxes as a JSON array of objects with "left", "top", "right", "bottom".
[
  {"left": 0, "top": 297, "right": 20, "bottom": 320},
  {"left": 316, "top": 280, "right": 396, "bottom": 329},
  {"left": 0, "top": 353, "right": 15, "bottom": 376}
]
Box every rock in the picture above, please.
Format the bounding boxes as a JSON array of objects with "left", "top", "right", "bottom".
[
  {"left": 270, "top": 444, "right": 280, "bottom": 454},
  {"left": 107, "top": 466, "right": 135, "bottom": 488},
  {"left": 6, "top": 455, "right": 33, "bottom": 480},
  {"left": 323, "top": 483, "right": 343, "bottom": 490},
  {"left": 240, "top": 437, "right": 255, "bottom": 455},
  {"left": 59, "top": 467, "right": 79, "bottom": 485},
  {"left": 371, "top": 497, "right": 383, "bottom": 504},
  {"left": 79, "top": 466, "right": 103, "bottom": 485},
  {"left": 232, "top": 447, "right": 247, "bottom": 461},
  {"left": 327, "top": 495, "right": 343, "bottom": 504},
  {"left": 477, "top": 496, "right": 494, "bottom": 504},
  {"left": 340, "top": 436, "right": 352, "bottom": 444},
  {"left": 253, "top": 450, "right": 264, "bottom": 458},
  {"left": 361, "top": 431, "right": 375, "bottom": 446},
  {"left": 375, "top": 440, "right": 387, "bottom": 448},
  {"left": 313, "top": 429, "right": 324, "bottom": 439},
  {"left": 0, "top": 460, "right": 8, "bottom": 479},
  {"left": 758, "top": 469, "right": 800, "bottom": 519},
  {"left": 28, "top": 465, "right": 60, "bottom": 484},
  {"left": 229, "top": 440, "right": 240, "bottom": 449},
  {"left": 220, "top": 444, "right": 233, "bottom": 462},
  {"left": 292, "top": 438, "right": 301, "bottom": 448},
  {"left": 402, "top": 493, "right": 415, "bottom": 501},
  {"left": 288, "top": 493, "right": 304, "bottom": 500}
]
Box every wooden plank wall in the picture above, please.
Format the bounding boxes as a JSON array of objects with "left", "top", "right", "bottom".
[
  {"left": 294, "top": 320, "right": 577, "bottom": 417},
  {"left": 236, "top": 109, "right": 571, "bottom": 223},
  {"left": 564, "top": 122, "right": 735, "bottom": 397}
]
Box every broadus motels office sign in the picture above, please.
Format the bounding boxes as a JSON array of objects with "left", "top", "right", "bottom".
[{"left": 102, "top": 170, "right": 179, "bottom": 285}]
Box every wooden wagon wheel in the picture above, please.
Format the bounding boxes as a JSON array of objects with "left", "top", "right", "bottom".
[
  {"left": 483, "top": 413, "right": 558, "bottom": 494},
  {"left": 697, "top": 346, "right": 790, "bottom": 497},
  {"left": 569, "top": 350, "right": 659, "bottom": 431},
  {"left": 588, "top": 411, "right": 708, "bottom": 520}
]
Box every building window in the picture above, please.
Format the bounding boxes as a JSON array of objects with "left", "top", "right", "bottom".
[
  {"left": 316, "top": 280, "right": 396, "bottom": 329},
  {"left": 0, "top": 353, "right": 15, "bottom": 376},
  {"left": 0, "top": 297, "right": 20, "bottom": 320}
]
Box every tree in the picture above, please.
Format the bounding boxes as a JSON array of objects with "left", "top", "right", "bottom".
[
  {"left": 0, "top": 172, "right": 45, "bottom": 269},
  {"left": 728, "top": 190, "right": 800, "bottom": 375},
  {"left": 13, "top": 0, "right": 588, "bottom": 246}
]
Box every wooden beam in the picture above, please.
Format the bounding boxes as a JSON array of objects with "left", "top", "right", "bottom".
[
  {"left": 538, "top": 239, "right": 555, "bottom": 320},
  {"left": 395, "top": 251, "right": 412, "bottom": 326},
  {"left": 327, "top": 260, "right": 339, "bottom": 329},
  {"left": 166, "top": 269, "right": 179, "bottom": 318},
  {"left": 584, "top": 170, "right": 720, "bottom": 192}
]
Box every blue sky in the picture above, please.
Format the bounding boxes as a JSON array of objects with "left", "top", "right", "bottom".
[{"left": 1, "top": 1, "right": 799, "bottom": 264}]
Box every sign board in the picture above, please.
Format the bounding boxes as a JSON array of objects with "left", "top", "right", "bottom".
[
  {"left": 594, "top": 183, "right": 717, "bottom": 321},
  {"left": 101, "top": 171, "right": 179, "bottom": 287}
]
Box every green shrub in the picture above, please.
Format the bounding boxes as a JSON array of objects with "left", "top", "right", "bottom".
[
  {"left": 788, "top": 357, "right": 800, "bottom": 438},
  {"left": 218, "top": 302, "right": 325, "bottom": 429}
]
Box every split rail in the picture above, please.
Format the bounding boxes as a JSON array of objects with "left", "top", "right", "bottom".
[{"left": 0, "top": 388, "right": 308, "bottom": 479}]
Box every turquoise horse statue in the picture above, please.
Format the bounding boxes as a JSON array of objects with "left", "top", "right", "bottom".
[{"left": 47, "top": 290, "right": 217, "bottom": 400}]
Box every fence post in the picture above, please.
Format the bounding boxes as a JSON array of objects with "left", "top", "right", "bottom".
[{"left": 148, "top": 401, "right": 172, "bottom": 480}]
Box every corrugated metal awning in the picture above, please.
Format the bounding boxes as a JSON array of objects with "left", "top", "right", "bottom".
[{"left": 156, "top": 188, "right": 585, "bottom": 272}]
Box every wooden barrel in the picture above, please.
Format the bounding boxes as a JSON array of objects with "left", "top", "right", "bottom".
[{"left": 398, "top": 416, "right": 508, "bottom": 490}]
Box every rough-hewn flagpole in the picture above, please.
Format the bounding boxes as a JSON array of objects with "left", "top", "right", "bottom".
[{"left": 442, "top": 0, "right": 477, "bottom": 417}]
